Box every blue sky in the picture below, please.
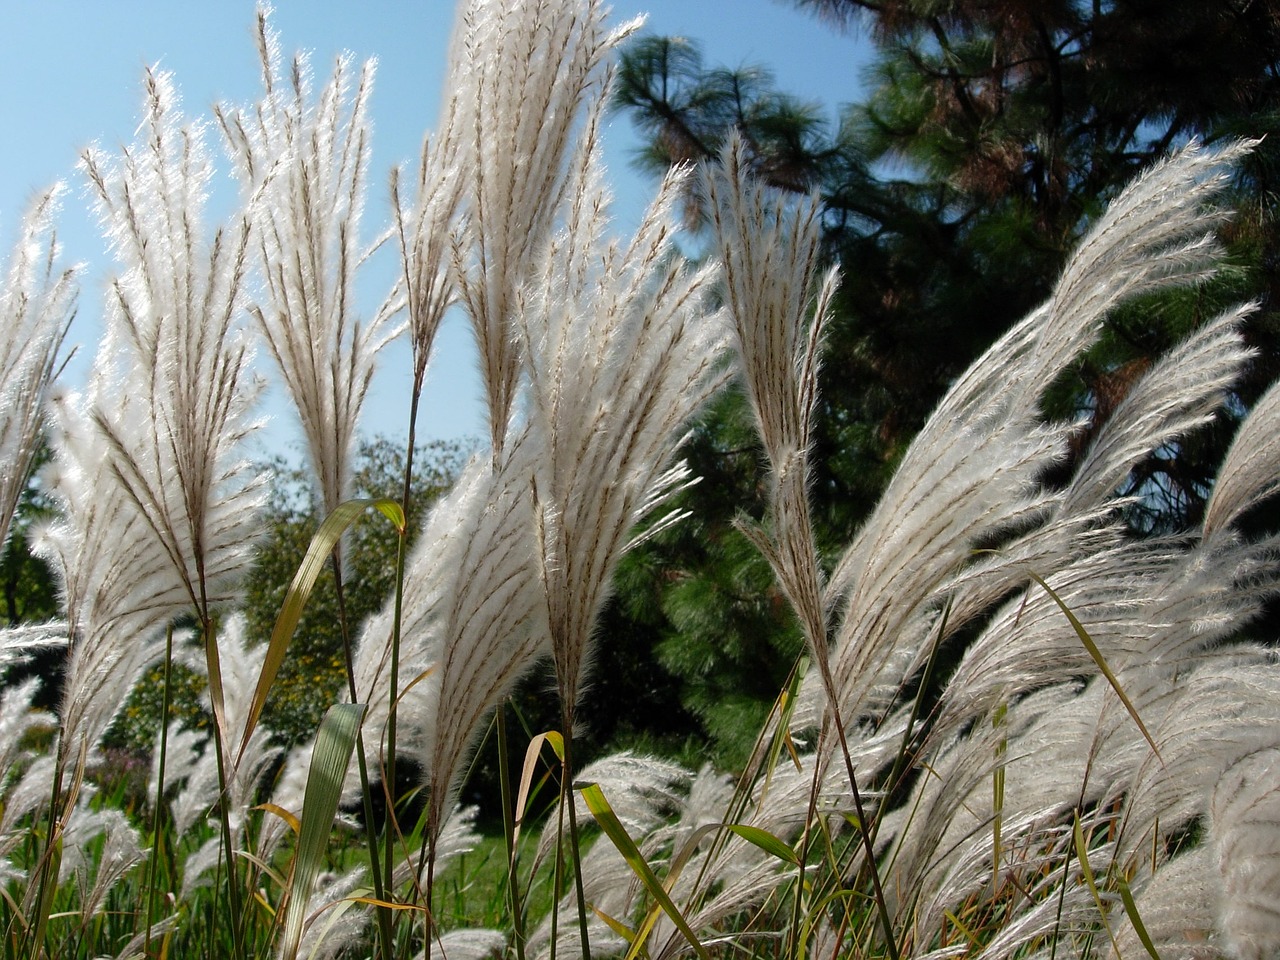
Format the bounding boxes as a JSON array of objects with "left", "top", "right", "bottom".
[{"left": 1, "top": 2, "right": 871, "bottom": 463}]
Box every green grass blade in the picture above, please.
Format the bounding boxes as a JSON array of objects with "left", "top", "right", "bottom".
[
  {"left": 578, "top": 782, "right": 710, "bottom": 960},
  {"left": 945, "top": 909, "right": 981, "bottom": 950},
  {"left": 1073, "top": 812, "right": 1120, "bottom": 955},
  {"left": 1028, "top": 572, "right": 1162, "bottom": 762},
  {"left": 722, "top": 824, "right": 800, "bottom": 866},
  {"left": 30, "top": 834, "right": 60, "bottom": 958},
  {"left": 279, "top": 702, "right": 366, "bottom": 960},
  {"left": 590, "top": 904, "right": 638, "bottom": 945},
  {"left": 993, "top": 701, "right": 1007, "bottom": 896},
  {"left": 237, "top": 498, "right": 400, "bottom": 765},
  {"left": 613, "top": 819, "right": 796, "bottom": 958},
  {"left": 1117, "top": 873, "right": 1162, "bottom": 960}
]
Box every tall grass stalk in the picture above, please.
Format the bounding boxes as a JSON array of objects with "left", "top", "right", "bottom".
[
  {"left": 376, "top": 381, "right": 429, "bottom": 957},
  {"left": 143, "top": 623, "right": 176, "bottom": 958},
  {"left": 497, "top": 707, "right": 529, "bottom": 960}
]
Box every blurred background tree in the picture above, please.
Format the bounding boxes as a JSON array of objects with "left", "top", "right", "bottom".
[{"left": 2, "top": 439, "right": 64, "bottom": 710}]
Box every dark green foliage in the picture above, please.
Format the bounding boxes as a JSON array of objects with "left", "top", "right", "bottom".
[{"left": 1, "top": 439, "right": 63, "bottom": 709}]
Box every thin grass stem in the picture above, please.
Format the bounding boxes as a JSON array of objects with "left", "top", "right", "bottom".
[
  {"left": 329, "top": 555, "right": 396, "bottom": 960},
  {"left": 498, "top": 706, "right": 529, "bottom": 960},
  {"left": 384, "top": 388, "right": 419, "bottom": 935},
  {"left": 560, "top": 727, "right": 592, "bottom": 960},
  {"left": 143, "top": 624, "right": 175, "bottom": 958}
]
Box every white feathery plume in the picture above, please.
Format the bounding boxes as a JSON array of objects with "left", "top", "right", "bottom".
[
  {"left": 415, "top": 440, "right": 543, "bottom": 815},
  {"left": 151, "top": 721, "right": 209, "bottom": 840},
  {"left": 885, "top": 651, "right": 1280, "bottom": 951},
  {"left": 678, "top": 144, "right": 1256, "bottom": 960},
  {"left": 815, "top": 140, "right": 1252, "bottom": 738},
  {"left": 1211, "top": 747, "right": 1280, "bottom": 960},
  {"left": 0, "top": 755, "right": 58, "bottom": 888},
  {"left": 350, "top": 436, "right": 548, "bottom": 822},
  {"left": 930, "top": 301, "right": 1254, "bottom": 662},
  {"left": 641, "top": 140, "right": 1264, "bottom": 958},
  {"left": 963, "top": 861, "right": 1102, "bottom": 960},
  {"left": 431, "top": 929, "right": 508, "bottom": 960},
  {"left": 701, "top": 134, "right": 834, "bottom": 474},
  {"left": 288, "top": 867, "right": 369, "bottom": 960},
  {"left": 0, "top": 187, "right": 76, "bottom": 551},
  {"left": 65, "top": 67, "right": 267, "bottom": 793},
  {"left": 353, "top": 119, "right": 726, "bottom": 839},
  {"left": 700, "top": 133, "right": 838, "bottom": 674},
  {"left": 288, "top": 806, "right": 483, "bottom": 959},
  {"left": 516, "top": 121, "right": 730, "bottom": 720},
  {"left": 530, "top": 756, "right": 693, "bottom": 960},
  {"left": 450, "top": 0, "right": 643, "bottom": 455},
  {"left": 1109, "top": 846, "right": 1221, "bottom": 960},
  {"left": 535, "top": 752, "right": 690, "bottom": 867},
  {"left": 530, "top": 852, "right": 634, "bottom": 960},
  {"left": 257, "top": 742, "right": 313, "bottom": 860},
  {"left": 218, "top": 8, "right": 396, "bottom": 516},
  {"left": 641, "top": 732, "right": 901, "bottom": 960},
  {"left": 0, "top": 678, "right": 54, "bottom": 786},
  {"left": 1062, "top": 304, "right": 1253, "bottom": 517},
  {"left": 37, "top": 390, "right": 179, "bottom": 756},
  {"left": 0, "top": 621, "right": 66, "bottom": 678},
  {"left": 58, "top": 801, "right": 144, "bottom": 926},
  {"left": 0, "top": 680, "right": 56, "bottom": 878},
  {"left": 391, "top": 95, "right": 464, "bottom": 401},
  {"left": 168, "top": 615, "right": 282, "bottom": 885},
  {"left": 78, "top": 67, "right": 266, "bottom": 623},
  {"left": 1112, "top": 655, "right": 1280, "bottom": 864},
  {"left": 1205, "top": 370, "right": 1280, "bottom": 537},
  {"left": 931, "top": 539, "right": 1174, "bottom": 734}
]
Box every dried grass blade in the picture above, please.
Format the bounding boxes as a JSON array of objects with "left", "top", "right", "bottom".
[{"left": 514, "top": 731, "right": 564, "bottom": 847}]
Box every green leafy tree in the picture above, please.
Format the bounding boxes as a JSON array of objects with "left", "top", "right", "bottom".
[{"left": 1, "top": 439, "right": 59, "bottom": 627}]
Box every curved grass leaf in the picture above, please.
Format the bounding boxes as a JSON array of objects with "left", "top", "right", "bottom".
[
  {"left": 237, "top": 498, "right": 402, "bottom": 765},
  {"left": 279, "top": 702, "right": 366, "bottom": 960},
  {"left": 1117, "top": 873, "right": 1162, "bottom": 960},
  {"left": 1073, "top": 811, "right": 1120, "bottom": 955},
  {"left": 514, "top": 731, "right": 564, "bottom": 846},
  {"left": 1028, "top": 572, "right": 1162, "bottom": 762},
  {"left": 579, "top": 781, "right": 711, "bottom": 960},
  {"left": 590, "top": 903, "right": 638, "bottom": 944},
  {"left": 257, "top": 801, "right": 302, "bottom": 837},
  {"left": 722, "top": 824, "right": 799, "bottom": 866}
]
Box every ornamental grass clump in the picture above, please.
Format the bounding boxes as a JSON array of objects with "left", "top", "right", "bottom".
[{"left": 2, "top": 0, "right": 1280, "bottom": 958}]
